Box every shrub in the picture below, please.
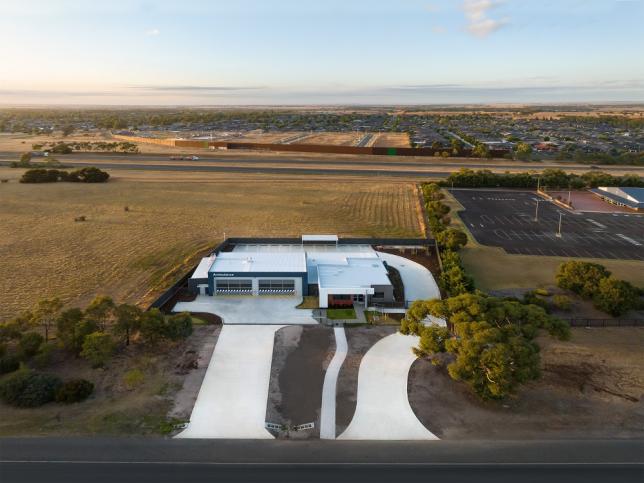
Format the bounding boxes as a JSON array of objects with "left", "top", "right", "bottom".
[
  {"left": 436, "top": 228, "right": 468, "bottom": 251},
  {"left": 552, "top": 294, "right": 572, "bottom": 311},
  {"left": 55, "top": 379, "right": 94, "bottom": 403},
  {"left": 534, "top": 288, "right": 550, "bottom": 297},
  {"left": 68, "top": 167, "right": 110, "bottom": 183},
  {"left": 31, "top": 343, "right": 55, "bottom": 369},
  {"left": 0, "top": 371, "right": 62, "bottom": 407},
  {"left": 555, "top": 261, "right": 611, "bottom": 298},
  {"left": 80, "top": 332, "right": 115, "bottom": 367},
  {"left": 123, "top": 369, "right": 145, "bottom": 390},
  {"left": 593, "top": 277, "right": 640, "bottom": 316},
  {"left": 18, "top": 332, "right": 45, "bottom": 359},
  {"left": 0, "top": 355, "right": 20, "bottom": 375},
  {"left": 20, "top": 168, "right": 64, "bottom": 183},
  {"left": 165, "top": 312, "right": 193, "bottom": 340}
]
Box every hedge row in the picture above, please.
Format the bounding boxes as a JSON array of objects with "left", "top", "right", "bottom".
[
  {"left": 441, "top": 168, "right": 642, "bottom": 189},
  {"left": 20, "top": 167, "right": 110, "bottom": 184}
]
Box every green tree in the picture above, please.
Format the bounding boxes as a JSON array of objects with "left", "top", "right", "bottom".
[
  {"left": 56, "top": 308, "right": 97, "bottom": 355},
  {"left": 139, "top": 309, "right": 167, "bottom": 345},
  {"left": 515, "top": 142, "right": 533, "bottom": 161},
  {"left": 61, "top": 125, "right": 74, "bottom": 137},
  {"left": 472, "top": 143, "right": 491, "bottom": 159},
  {"left": 84, "top": 296, "right": 115, "bottom": 332},
  {"left": 19, "top": 152, "right": 32, "bottom": 165},
  {"left": 436, "top": 228, "right": 468, "bottom": 251},
  {"left": 555, "top": 261, "right": 611, "bottom": 298},
  {"left": 18, "top": 332, "right": 44, "bottom": 359},
  {"left": 403, "top": 293, "right": 569, "bottom": 400},
  {"left": 31, "top": 298, "right": 63, "bottom": 342},
  {"left": 593, "top": 277, "right": 640, "bottom": 316},
  {"left": 114, "top": 304, "right": 142, "bottom": 346},
  {"left": 165, "top": 312, "right": 193, "bottom": 340},
  {"left": 80, "top": 332, "right": 115, "bottom": 368}
]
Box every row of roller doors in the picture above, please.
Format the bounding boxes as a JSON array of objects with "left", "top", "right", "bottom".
[{"left": 215, "top": 279, "right": 295, "bottom": 295}]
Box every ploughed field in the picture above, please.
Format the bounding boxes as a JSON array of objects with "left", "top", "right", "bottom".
[{"left": 0, "top": 169, "right": 422, "bottom": 320}]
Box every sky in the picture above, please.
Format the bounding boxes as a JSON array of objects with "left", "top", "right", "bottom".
[{"left": 1, "top": 0, "right": 643, "bottom": 105}]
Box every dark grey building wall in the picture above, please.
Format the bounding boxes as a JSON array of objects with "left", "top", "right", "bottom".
[{"left": 369, "top": 284, "right": 394, "bottom": 303}]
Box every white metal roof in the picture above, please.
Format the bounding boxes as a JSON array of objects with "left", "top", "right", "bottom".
[
  {"left": 302, "top": 234, "right": 338, "bottom": 242},
  {"left": 191, "top": 255, "right": 216, "bottom": 279},
  {"left": 209, "top": 252, "right": 306, "bottom": 273},
  {"left": 317, "top": 258, "right": 391, "bottom": 289}
]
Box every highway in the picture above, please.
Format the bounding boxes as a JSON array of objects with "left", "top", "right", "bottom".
[
  {"left": 0, "top": 438, "right": 641, "bottom": 483},
  {"left": 1, "top": 151, "right": 641, "bottom": 172}
]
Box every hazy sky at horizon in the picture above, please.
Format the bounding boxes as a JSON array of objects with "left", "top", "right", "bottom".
[{"left": 1, "top": 0, "right": 643, "bottom": 105}]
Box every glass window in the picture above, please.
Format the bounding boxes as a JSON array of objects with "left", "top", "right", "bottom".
[{"left": 258, "top": 279, "right": 295, "bottom": 291}]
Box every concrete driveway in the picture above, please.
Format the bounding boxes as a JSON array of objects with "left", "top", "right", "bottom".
[
  {"left": 376, "top": 252, "right": 440, "bottom": 302},
  {"left": 176, "top": 324, "right": 283, "bottom": 439},
  {"left": 173, "top": 295, "right": 318, "bottom": 325},
  {"left": 338, "top": 332, "right": 438, "bottom": 440}
]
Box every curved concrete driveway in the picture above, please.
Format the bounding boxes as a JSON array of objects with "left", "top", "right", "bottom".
[
  {"left": 176, "top": 324, "right": 283, "bottom": 439},
  {"left": 319, "top": 327, "right": 348, "bottom": 440},
  {"left": 376, "top": 252, "right": 440, "bottom": 302},
  {"left": 338, "top": 332, "right": 438, "bottom": 440}
]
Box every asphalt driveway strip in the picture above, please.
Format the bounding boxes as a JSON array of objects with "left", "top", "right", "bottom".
[
  {"left": 265, "top": 326, "right": 333, "bottom": 438},
  {"left": 450, "top": 189, "right": 644, "bottom": 260}
]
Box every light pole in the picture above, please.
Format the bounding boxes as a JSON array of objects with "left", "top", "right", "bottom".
[
  {"left": 534, "top": 199, "right": 541, "bottom": 222},
  {"left": 556, "top": 212, "right": 563, "bottom": 238}
]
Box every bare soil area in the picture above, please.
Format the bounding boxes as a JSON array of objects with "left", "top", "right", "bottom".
[
  {"left": 373, "top": 132, "right": 411, "bottom": 148},
  {"left": 408, "top": 327, "right": 644, "bottom": 439},
  {"left": 335, "top": 325, "right": 397, "bottom": 435},
  {"left": 266, "top": 326, "right": 333, "bottom": 439}
]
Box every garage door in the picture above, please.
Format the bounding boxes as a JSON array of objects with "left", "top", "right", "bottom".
[
  {"left": 258, "top": 279, "right": 295, "bottom": 295},
  {"left": 216, "top": 279, "right": 252, "bottom": 294}
]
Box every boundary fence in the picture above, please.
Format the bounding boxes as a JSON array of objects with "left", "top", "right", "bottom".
[
  {"left": 113, "top": 134, "right": 509, "bottom": 158},
  {"left": 563, "top": 318, "right": 644, "bottom": 328}
]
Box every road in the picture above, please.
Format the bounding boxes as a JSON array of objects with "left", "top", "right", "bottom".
[
  {"left": 0, "top": 151, "right": 644, "bottom": 174},
  {"left": 0, "top": 438, "right": 641, "bottom": 483}
]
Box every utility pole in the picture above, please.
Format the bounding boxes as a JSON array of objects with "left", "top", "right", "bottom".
[
  {"left": 556, "top": 212, "right": 563, "bottom": 238},
  {"left": 534, "top": 199, "right": 540, "bottom": 222},
  {"left": 537, "top": 177, "right": 541, "bottom": 192}
]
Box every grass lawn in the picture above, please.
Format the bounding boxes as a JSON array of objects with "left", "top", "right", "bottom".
[
  {"left": 326, "top": 308, "right": 357, "bottom": 320},
  {"left": 442, "top": 190, "right": 644, "bottom": 290},
  {"left": 296, "top": 296, "right": 319, "bottom": 309}
]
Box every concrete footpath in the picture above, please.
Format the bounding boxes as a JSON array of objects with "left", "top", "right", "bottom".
[{"left": 319, "top": 327, "right": 348, "bottom": 439}]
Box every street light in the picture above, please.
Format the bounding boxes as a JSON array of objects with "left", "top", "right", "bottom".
[
  {"left": 555, "top": 212, "right": 563, "bottom": 238},
  {"left": 534, "top": 199, "right": 541, "bottom": 222}
]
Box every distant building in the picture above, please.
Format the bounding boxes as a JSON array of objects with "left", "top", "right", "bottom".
[{"left": 590, "top": 187, "right": 644, "bottom": 211}]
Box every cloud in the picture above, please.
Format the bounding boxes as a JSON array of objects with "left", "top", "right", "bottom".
[
  {"left": 462, "top": 0, "right": 508, "bottom": 37},
  {"left": 432, "top": 25, "right": 447, "bottom": 34},
  {"left": 130, "top": 85, "right": 266, "bottom": 92},
  {"left": 145, "top": 28, "right": 160, "bottom": 36}
]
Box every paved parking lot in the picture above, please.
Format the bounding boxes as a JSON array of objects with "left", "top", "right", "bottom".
[{"left": 450, "top": 189, "right": 644, "bottom": 261}]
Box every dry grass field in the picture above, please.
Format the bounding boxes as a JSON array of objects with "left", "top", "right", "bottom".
[
  {"left": 0, "top": 168, "right": 422, "bottom": 320},
  {"left": 299, "top": 132, "right": 363, "bottom": 145},
  {"left": 372, "top": 132, "right": 411, "bottom": 148}
]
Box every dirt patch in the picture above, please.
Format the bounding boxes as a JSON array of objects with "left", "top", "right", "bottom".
[
  {"left": 335, "top": 325, "right": 397, "bottom": 435},
  {"left": 188, "top": 312, "right": 223, "bottom": 325},
  {"left": 266, "top": 326, "right": 333, "bottom": 439},
  {"left": 408, "top": 327, "right": 644, "bottom": 439},
  {"left": 168, "top": 325, "right": 221, "bottom": 422}
]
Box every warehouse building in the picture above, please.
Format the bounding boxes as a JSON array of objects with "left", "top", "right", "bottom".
[
  {"left": 590, "top": 186, "right": 644, "bottom": 211},
  {"left": 189, "top": 235, "right": 395, "bottom": 308}
]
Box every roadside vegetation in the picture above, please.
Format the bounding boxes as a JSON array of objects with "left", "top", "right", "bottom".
[
  {"left": 0, "top": 296, "right": 196, "bottom": 435},
  {"left": 19, "top": 167, "right": 110, "bottom": 183},
  {"left": 441, "top": 168, "right": 643, "bottom": 189}
]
